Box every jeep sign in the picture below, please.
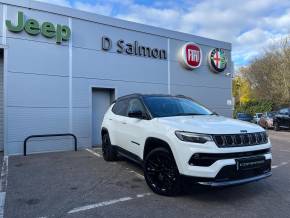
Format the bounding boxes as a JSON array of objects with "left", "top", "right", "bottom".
[
  {"left": 6, "top": 11, "right": 71, "bottom": 44},
  {"left": 178, "top": 42, "right": 202, "bottom": 70}
]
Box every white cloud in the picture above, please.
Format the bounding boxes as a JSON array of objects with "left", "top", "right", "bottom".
[
  {"left": 117, "top": 5, "right": 181, "bottom": 30},
  {"left": 262, "top": 9, "right": 290, "bottom": 33},
  {"left": 73, "top": 2, "right": 113, "bottom": 16}
]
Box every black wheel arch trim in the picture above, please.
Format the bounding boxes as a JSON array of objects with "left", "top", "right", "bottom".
[
  {"left": 101, "top": 127, "right": 110, "bottom": 137},
  {"left": 143, "top": 137, "right": 176, "bottom": 165}
]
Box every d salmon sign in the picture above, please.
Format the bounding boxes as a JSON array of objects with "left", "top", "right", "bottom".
[
  {"left": 178, "top": 42, "right": 202, "bottom": 70},
  {"left": 208, "top": 48, "right": 227, "bottom": 73}
]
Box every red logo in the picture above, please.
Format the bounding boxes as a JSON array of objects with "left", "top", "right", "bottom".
[{"left": 179, "top": 42, "right": 202, "bottom": 69}]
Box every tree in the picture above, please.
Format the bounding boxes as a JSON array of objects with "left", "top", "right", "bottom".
[
  {"left": 232, "top": 75, "right": 251, "bottom": 105},
  {"left": 240, "top": 37, "right": 290, "bottom": 108}
]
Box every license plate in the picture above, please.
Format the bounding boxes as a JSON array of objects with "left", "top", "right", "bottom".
[{"left": 236, "top": 156, "right": 266, "bottom": 171}]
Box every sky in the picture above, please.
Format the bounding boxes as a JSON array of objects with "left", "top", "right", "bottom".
[{"left": 36, "top": 0, "right": 290, "bottom": 70}]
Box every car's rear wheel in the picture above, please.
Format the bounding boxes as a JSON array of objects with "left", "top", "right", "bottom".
[
  {"left": 102, "top": 133, "right": 117, "bottom": 161},
  {"left": 144, "top": 147, "right": 181, "bottom": 196},
  {"left": 274, "top": 122, "right": 280, "bottom": 131}
]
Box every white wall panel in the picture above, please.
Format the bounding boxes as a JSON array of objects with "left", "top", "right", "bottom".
[
  {"left": 7, "top": 38, "right": 69, "bottom": 76},
  {"left": 72, "top": 47, "right": 168, "bottom": 83},
  {"left": 7, "top": 72, "right": 69, "bottom": 107},
  {"left": 171, "top": 84, "right": 232, "bottom": 112},
  {"left": 72, "top": 107, "right": 90, "bottom": 138},
  {"left": 170, "top": 62, "right": 231, "bottom": 88},
  {"left": 7, "top": 107, "right": 69, "bottom": 142}
]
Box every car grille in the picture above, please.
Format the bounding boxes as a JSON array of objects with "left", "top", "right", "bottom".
[{"left": 212, "top": 132, "right": 268, "bottom": 148}]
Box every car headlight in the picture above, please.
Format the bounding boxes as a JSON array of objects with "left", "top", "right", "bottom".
[{"left": 175, "top": 131, "right": 213, "bottom": 143}]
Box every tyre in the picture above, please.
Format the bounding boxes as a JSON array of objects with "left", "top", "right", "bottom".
[
  {"left": 144, "top": 147, "right": 181, "bottom": 196},
  {"left": 102, "top": 132, "right": 117, "bottom": 161},
  {"left": 274, "top": 122, "right": 280, "bottom": 131}
]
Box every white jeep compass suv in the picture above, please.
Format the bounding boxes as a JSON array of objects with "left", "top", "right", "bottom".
[{"left": 101, "top": 94, "right": 272, "bottom": 196}]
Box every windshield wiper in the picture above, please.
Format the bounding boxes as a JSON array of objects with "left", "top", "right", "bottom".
[{"left": 175, "top": 113, "right": 206, "bottom": 116}]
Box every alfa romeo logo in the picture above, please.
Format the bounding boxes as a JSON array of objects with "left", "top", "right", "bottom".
[
  {"left": 178, "top": 42, "right": 202, "bottom": 70},
  {"left": 208, "top": 48, "right": 227, "bottom": 73}
]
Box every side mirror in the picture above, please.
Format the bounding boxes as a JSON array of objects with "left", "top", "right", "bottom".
[{"left": 128, "top": 110, "right": 144, "bottom": 119}]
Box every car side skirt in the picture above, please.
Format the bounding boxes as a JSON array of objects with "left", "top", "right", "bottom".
[{"left": 112, "top": 145, "right": 144, "bottom": 166}]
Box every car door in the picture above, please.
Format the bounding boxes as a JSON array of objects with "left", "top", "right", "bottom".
[
  {"left": 122, "top": 98, "right": 149, "bottom": 158},
  {"left": 285, "top": 109, "right": 290, "bottom": 128},
  {"left": 110, "top": 98, "right": 130, "bottom": 148},
  {"left": 275, "top": 109, "right": 284, "bottom": 127},
  {"left": 280, "top": 108, "right": 288, "bottom": 127}
]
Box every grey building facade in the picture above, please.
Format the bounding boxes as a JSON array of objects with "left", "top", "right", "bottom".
[{"left": 0, "top": 0, "right": 232, "bottom": 156}]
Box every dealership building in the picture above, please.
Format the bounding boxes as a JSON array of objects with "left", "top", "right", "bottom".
[{"left": 0, "top": 0, "right": 233, "bottom": 155}]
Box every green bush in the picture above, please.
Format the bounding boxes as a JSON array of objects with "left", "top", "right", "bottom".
[{"left": 234, "top": 100, "right": 273, "bottom": 118}]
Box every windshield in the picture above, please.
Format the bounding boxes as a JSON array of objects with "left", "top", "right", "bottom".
[{"left": 143, "top": 96, "right": 213, "bottom": 118}]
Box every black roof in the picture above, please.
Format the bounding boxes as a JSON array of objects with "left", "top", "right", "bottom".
[{"left": 113, "top": 93, "right": 192, "bottom": 103}]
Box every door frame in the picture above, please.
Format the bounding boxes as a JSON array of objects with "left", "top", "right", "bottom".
[
  {"left": 89, "top": 85, "right": 117, "bottom": 147},
  {"left": 0, "top": 45, "right": 8, "bottom": 154}
]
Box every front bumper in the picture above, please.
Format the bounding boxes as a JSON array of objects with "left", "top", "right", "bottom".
[
  {"left": 198, "top": 172, "right": 272, "bottom": 187},
  {"left": 182, "top": 159, "right": 272, "bottom": 186},
  {"left": 170, "top": 139, "right": 272, "bottom": 183}
]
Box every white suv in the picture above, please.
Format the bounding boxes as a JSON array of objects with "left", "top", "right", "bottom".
[{"left": 101, "top": 94, "right": 272, "bottom": 196}]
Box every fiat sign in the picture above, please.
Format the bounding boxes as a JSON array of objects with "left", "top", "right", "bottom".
[{"left": 178, "top": 42, "right": 202, "bottom": 70}]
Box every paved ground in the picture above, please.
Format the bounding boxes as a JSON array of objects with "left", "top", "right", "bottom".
[{"left": 3, "top": 130, "right": 290, "bottom": 218}]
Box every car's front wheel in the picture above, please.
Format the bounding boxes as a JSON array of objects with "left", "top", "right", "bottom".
[
  {"left": 102, "top": 133, "right": 117, "bottom": 161},
  {"left": 144, "top": 147, "right": 181, "bottom": 196}
]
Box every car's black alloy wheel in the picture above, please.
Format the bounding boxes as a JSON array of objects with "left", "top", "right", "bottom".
[
  {"left": 144, "top": 147, "right": 181, "bottom": 196},
  {"left": 102, "top": 133, "right": 117, "bottom": 161}
]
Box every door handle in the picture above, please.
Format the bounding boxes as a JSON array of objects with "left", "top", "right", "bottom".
[{"left": 121, "top": 122, "right": 127, "bottom": 124}]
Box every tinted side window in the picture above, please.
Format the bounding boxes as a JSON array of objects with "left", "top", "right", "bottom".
[
  {"left": 127, "top": 98, "right": 145, "bottom": 115},
  {"left": 280, "top": 108, "right": 288, "bottom": 114},
  {"left": 112, "top": 99, "right": 129, "bottom": 116}
]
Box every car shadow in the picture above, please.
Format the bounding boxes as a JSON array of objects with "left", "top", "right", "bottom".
[
  {"left": 181, "top": 180, "right": 268, "bottom": 202},
  {"left": 116, "top": 155, "right": 270, "bottom": 202}
]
